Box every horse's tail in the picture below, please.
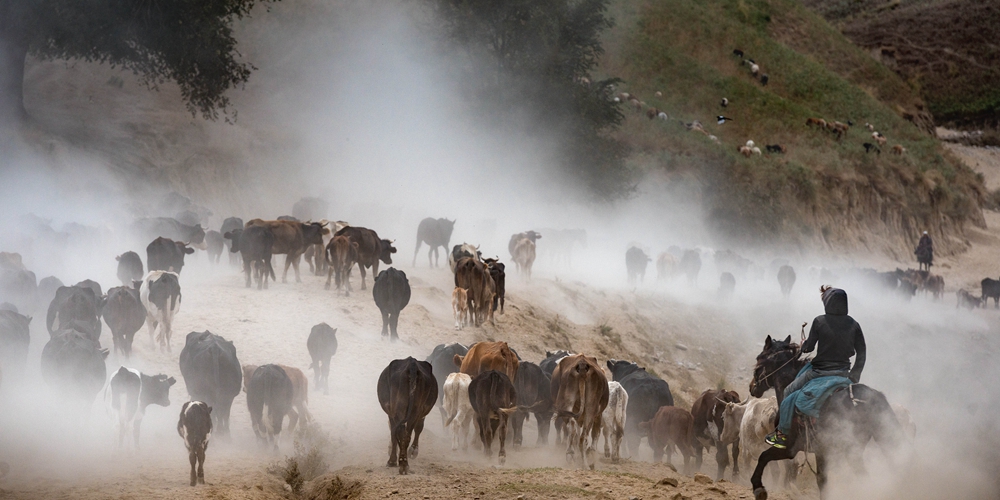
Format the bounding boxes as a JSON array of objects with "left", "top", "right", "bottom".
[{"left": 853, "top": 384, "right": 905, "bottom": 451}]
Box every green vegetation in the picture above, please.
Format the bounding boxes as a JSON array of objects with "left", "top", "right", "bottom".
[{"left": 597, "top": 0, "right": 984, "bottom": 246}]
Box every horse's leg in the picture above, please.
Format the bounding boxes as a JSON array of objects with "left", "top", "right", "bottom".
[
  {"left": 751, "top": 447, "right": 795, "bottom": 500},
  {"left": 815, "top": 453, "right": 828, "bottom": 499}
]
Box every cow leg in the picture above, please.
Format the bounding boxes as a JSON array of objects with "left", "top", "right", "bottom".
[
  {"left": 498, "top": 415, "right": 508, "bottom": 465},
  {"left": 603, "top": 424, "right": 611, "bottom": 458},
  {"left": 413, "top": 240, "right": 422, "bottom": 267},
  {"left": 147, "top": 318, "right": 158, "bottom": 347},
  {"left": 322, "top": 358, "right": 331, "bottom": 395},
  {"left": 196, "top": 446, "right": 206, "bottom": 484},
  {"left": 716, "top": 442, "right": 730, "bottom": 480},
  {"left": 409, "top": 417, "right": 424, "bottom": 459},
  {"left": 287, "top": 408, "right": 299, "bottom": 437},
  {"left": 280, "top": 255, "right": 292, "bottom": 283},
  {"left": 386, "top": 420, "right": 399, "bottom": 468},
  {"left": 511, "top": 410, "right": 525, "bottom": 450},
  {"left": 536, "top": 411, "right": 552, "bottom": 445},
  {"left": 380, "top": 310, "right": 390, "bottom": 338},
  {"left": 292, "top": 253, "right": 303, "bottom": 283},
  {"left": 694, "top": 442, "right": 704, "bottom": 472},
  {"left": 189, "top": 450, "right": 198, "bottom": 486},
  {"left": 732, "top": 441, "right": 740, "bottom": 479},
  {"left": 396, "top": 421, "right": 411, "bottom": 475},
  {"left": 325, "top": 265, "right": 334, "bottom": 290},
  {"left": 244, "top": 259, "right": 253, "bottom": 288},
  {"left": 389, "top": 312, "right": 399, "bottom": 342},
  {"left": 587, "top": 420, "right": 601, "bottom": 470},
  {"left": 612, "top": 424, "right": 624, "bottom": 463},
  {"left": 358, "top": 265, "right": 367, "bottom": 290},
  {"left": 133, "top": 416, "right": 142, "bottom": 450}
]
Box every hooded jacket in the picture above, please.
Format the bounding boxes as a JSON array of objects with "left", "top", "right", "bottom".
[{"left": 802, "top": 288, "right": 866, "bottom": 381}]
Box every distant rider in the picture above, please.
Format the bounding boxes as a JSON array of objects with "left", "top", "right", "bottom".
[
  {"left": 765, "top": 286, "right": 867, "bottom": 448},
  {"left": 915, "top": 231, "right": 933, "bottom": 270}
]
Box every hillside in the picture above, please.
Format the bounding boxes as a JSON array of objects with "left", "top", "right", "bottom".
[
  {"left": 597, "top": 0, "right": 986, "bottom": 258},
  {"left": 801, "top": 0, "right": 1000, "bottom": 130}
]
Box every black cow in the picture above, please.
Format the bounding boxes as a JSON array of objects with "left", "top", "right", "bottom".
[
  {"left": 982, "top": 278, "right": 1000, "bottom": 309},
  {"left": 220, "top": 217, "right": 244, "bottom": 265},
  {"left": 109, "top": 366, "right": 175, "bottom": 449},
  {"left": 224, "top": 226, "right": 277, "bottom": 289},
  {"left": 0, "top": 310, "right": 31, "bottom": 376},
  {"left": 147, "top": 237, "right": 195, "bottom": 274},
  {"left": 413, "top": 218, "right": 455, "bottom": 268},
  {"left": 178, "top": 401, "right": 212, "bottom": 486},
  {"left": 133, "top": 217, "right": 206, "bottom": 249},
  {"left": 607, "top": 359, "right": 675, "bottom": 456},
  {"left": 41, "top": 327, "right": 109, "bottom": 412},
  {"left": 116, "top": 251, "right": 144, "bottom": 286},
  {"left": 103, "top": 284, "right": 146, "bottom": 358},
  {"left": 247, "top": 364, "right": 294, "bottom": 450},
  {"left": 508, "top": 231, "right": 542, "bottom": 259},
  {"left": 75, "top": 279, "right": 104, "bottom": 299},
  {"left": 307, "top": 323, "right": 338, "bottom": 395},
  {"left": 484, "top": 258, "right": 506, "bottom": 315},
  {"left": 539, "top": 350, "right": 571, "bottom": 377},
  {"left": 426, "top": 342, "right": 469, "bottom": 425},
  {"left": 372, "top": 268, "right": 411, "bottom": 342},
  {"left": 680, "top": 250, "right": 702, "bottom": 285},
  {"left": 178, "top": 331, "right": 242, "bottom": 436},
  {"left": 468, "top": 370, "right": 518, "bottom": 465},
  {"left": 205, "top": 230, "right": 224, "bottom": 264},
  {"left": 511, "top": 361, "right": 553, "bottom": 447},
  {"left": 334, "top": 226, "right": 396, "bottom": 290},
  {"left": 626, "top": 247, "right": 652, "bottom": 285},
  {"left": 377, "top": 357, "right": 437, "bottom": 474},
  {"left": 778, "top": 265, "right": 796, "bottom": 297},
  {"left": 47, "top": 285, "right": 102, "bottom": 343}
]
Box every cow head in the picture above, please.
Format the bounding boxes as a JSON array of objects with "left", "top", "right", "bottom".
[
  {"left": 141, "top": 373, "right": 177, "bottom": 407},
  {"left": 224, "top": 229, "right": 243, "bottom": 253},
  {"left": 176, "top": 241, "right": 196, "bottom": 255},
  {"left": 379, "top": 239, "right": 397, "bottom": 264},
  {"left": 301, "top": 222, "right": 330, "bottom": 245},
  {"left": 606, "top": 359, "right": 643, "bottom": 381}
]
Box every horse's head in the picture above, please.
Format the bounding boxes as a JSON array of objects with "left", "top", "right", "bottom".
[{"left": 750, "top": 335, "right": 800, "bottom": 398}]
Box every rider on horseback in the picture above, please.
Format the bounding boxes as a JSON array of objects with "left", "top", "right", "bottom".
[{"left": 765, "top": 285, "right": 867, "bottom": 448}]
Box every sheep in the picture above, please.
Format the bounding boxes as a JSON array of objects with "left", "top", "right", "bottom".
[
  {"left": 657, "top": 111, "right": 669, "bottom": 120},
  {"left": 765, "top": 144, "right": 786, "bottom": 153},
  {"left": 655, "top": 91, "right": 663, "bottom": 97},
  {"left": 708, "top": 135, "right": 720, "bottom": 143},
  {"left": 806, "top": 117, "right": 827, "bottom": 128},
  {"left": 750, "top": 63, "right": 760, "bottom": 76},
  {"left": 720, "top": 97, "right": 729, "bottom": 107},
  {"left": 892, "top": 144, "right": 906, "bottom": 155},
  {"left": 873, "top": 131, "right": 887, "bottom": 146},
  {"left": 863, "top": 142, "right": 881, "bottom": 155},
  {"left": 738, "top": 146, "right": 753, "bottom": 157},
  {"left": 829, "top": 121, "right": 849, "bottom": 140},
  {"left": 629, "top": 98, "right": 643, "bottom": 112},
  {"left": 746, "top": 140, "right": 755, "bottom": 148},
  {"left": 733, "top": 49, "right": 744, "bottom": 58},
  {"left": 647, "top": 108, "right": 659, "bottom": 120},
  {"left": 752, "top": 147, "right": 762, "bottom": 155},
  {"left": 717, "top": 115, "right": 734, "bottom": 125},
  {"left": 760, "top": 74, "right": 769, "bottom": 86},
  {"left": 865, "top": 122, "right": 875, "bottom": 132}
]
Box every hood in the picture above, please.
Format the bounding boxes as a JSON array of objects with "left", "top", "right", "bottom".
[{"left": 822, "top": 288, "right": 848, "bottom": 315}]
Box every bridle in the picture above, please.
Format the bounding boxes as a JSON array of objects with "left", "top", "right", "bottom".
[{"left": 752, "top": 345, "right": 801, "bottom": 390}]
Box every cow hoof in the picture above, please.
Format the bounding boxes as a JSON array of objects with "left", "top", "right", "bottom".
[
  {"left": 409, "top": 446, "right": 419, "bottom": 458},
  {"left": 499, "top": 456, "right": 506, "bottom": 466},
  {"left": 386, "top": 460, "right": 397, "bottom": 468},
  {"left": 753, "top": 487, "right": 768, "bottom": 500}
]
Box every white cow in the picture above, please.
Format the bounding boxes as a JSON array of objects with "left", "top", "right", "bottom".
[
  {"left": 443, "top": 372, "right": 473, "bottom": 451},
  {"left": 140, "top": 270, "right": 182, "bottom": 352},
  {"left": 722, "top": 396, "right": 796, "bottom": 484},
  {"left": 601, "top": 381, "right": 628, "bottom": 462}
]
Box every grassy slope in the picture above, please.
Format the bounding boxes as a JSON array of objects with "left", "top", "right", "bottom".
[
  {"left": 803, "top": 0, "right": 1000, "bottom": 128},
  {"left": 597, "top": 0, "right": 985, "bottom": 255}
]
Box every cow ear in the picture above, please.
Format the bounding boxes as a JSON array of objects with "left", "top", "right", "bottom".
[
  {"left": 168, "top": 377, "right": 177, "bottom": 386},
  {"left": 184, "top": 247, "right": 195, "bottom": 254},
  {"left": 783, "top": 335, "right": 791, "bottom": 344},
  {"left": 207, "top": 406, "right": 213, "bottom": 414},
  {"left": 331, "top": 328, "right": 337, "bottom": 334},
  {"left": 764, "top": 335, "right": 772, "bottom": 348}
]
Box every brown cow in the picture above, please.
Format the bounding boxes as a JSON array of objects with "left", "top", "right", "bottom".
[
  {"left": 333, "top": 226, "right": 396, "bottom": 290},
  {"left": 550, "top": 353, "right": 609, "bottom": 470},
  {"left": 512, "top": 238, "right": 536, "bottom": 279},
  {"left": 241, "top": 364, "right": 311, "bottom": 436},
  {"left": 690, "top": 389, "right": 741, "bottom": 479},
  {"left": 455, "top": 341, "right": 518, "bottom": 382},
  {"left": 453, "top": 257, "right": 495, "bottom": 327},
  {"left": 325, "top": 235, "right": 359, "bottom": 295},
  {"left": 245, "top": 219, "right": 330, "bottom": 283},
  {"left": 641, "top": 406, "right": 695, "bottom": 473}
]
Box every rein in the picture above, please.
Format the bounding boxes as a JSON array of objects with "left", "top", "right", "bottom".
[{"left": 755, "top": 348, "right": 801, "bottom": 385}]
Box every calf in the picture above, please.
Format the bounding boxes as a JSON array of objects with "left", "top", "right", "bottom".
[
  {"left": 426, "top": 343, "right": 469, "bottom": 426},
  {"left": 552, "top": 353, "right": 609, "bottom": 470},
  {"left": 377, "top": 357, "right": 438, "bottom": 474},
  {"left": 483, "top": 258, "right": 506, "bottom": 314},
  {"left": 657, "top": 253, "right": 677, "bottom": 281},
  {"left": 453, "top": 257, "right": 495, "bottom": 327},
  {"left": 177, "top": 401, "right": 212, "bottom": 486},
  {"left": 243, "top": 364, "right": 311, "bottom": 436},
  {"left": 691, "top": 389, "right": 741, "bottom": 479},
  {"left": 325, "top": 235, "right": 358, "bottom": 294},
  {"left": 957, "top": 288, "right": 981, "bottom": 310},
  {"left": 141, "top": 271, "right": 181, "bottom": 352},
  {"left": 116, "top": 251, "right": 144, "bottom": 286},
  {"left": 442, "top": 372, "right": 473, "bottom": 451},
  {"left": 642, "top": 406, "right": 695, "bottom": 473},
  {"left": 602, "top": 381, "right": 628, "bottom": 463},
  {"left": 468, "top": 370, "right": 518, "bottom": 465},
  {"left": 307, "top": 323, "right": 338, "bottom": 395},
  {"left": 246, "top": 364, "right": 294, "bottom": 450},
  {"left": 220, "top": 217, "right": 244, "bottom": 265},
  {"left": 730, "top": 397, "right": 791, "bottom": 484},
  {"left": 109, "top": 366, "right": 176, "bottom": 449},
  {"left": 103, "top": 284, "right": 147, "bottom": 359},
  {"left": 372, "top": 268, "right": 411, "bottom": 341},
  {"left": 452, "top": 287, "right": 469, "bottom": 330},
  {"left": 512, "top": 361, "right": 553, "bottom": 447}
]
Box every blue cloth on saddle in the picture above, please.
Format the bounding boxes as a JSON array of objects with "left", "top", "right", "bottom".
[{"left": 779, "top": 366, "right": 852, "bottom": 433}]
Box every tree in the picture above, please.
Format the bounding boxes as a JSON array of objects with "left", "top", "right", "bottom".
[
  {"left": 0, "top": 0, "right": 277, "bottom": 124},
  {"left": 434, "top": 0, "right": 631, "bottom": 199}
]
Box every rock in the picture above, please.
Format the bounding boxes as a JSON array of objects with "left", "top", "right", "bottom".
[
  {"left": 675, "top": 343, "right": 688, "bottom": 351},
  {"left": 658, "top": 477, "right": 679, "bottom": 487},
  {"left": 707, "top": 486, "right": 727, "bottom": 494},
  {"left": 664, "top": 463, "right": 678, "bottom": 472},
  {"left": 694, "top": 473, "right": 713, "bottom": 484},
  {"left": 424, "top": 497, "right": 430, "bottom": 499},
  {"left": 517, "top": 496, "right": 525, "bottom": 500},
  {"left": 283, "top": 484, "right": 292, "bottom": 492},
  {"left": 629, "top": 496, "right": 640, "bottom": 500}
]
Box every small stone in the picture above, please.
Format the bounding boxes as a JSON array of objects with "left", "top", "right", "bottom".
[
  {"left": 391, "top": 490, "right": 399, "bottom": 495},
  {"left": 675, "top": 343, "right": 688, "bottom": 351},
  {"left": 255, "top": 485, "right": 263, "bottom": 490},
  {"left": 707, "top": 486, "right": 727, "bottom": 494},
  {"left": 630, "top": 497, "right": 640, "bottom": 500},
  {"left": 658, "top": 477, "right": 679, "bottom": 487},
  {"left": 583, "top": 482, "right": 590, "bottom": 487},
  {"left": 670, "top": 493, "right": 684, "bottom": 500},
  {"left": 518, "top": 496, "right": 525, "bottom": 500},
  {"left": 283, "top": 484, "right": 292, "bottom": 492},
  {"left": 694, "top": 473, "right": 713, "bottom": 484},
  {"left": 424, "top": 496, "right": 430, "bottom": 499},
  {"left": 366, "top": 469, "right": 373, "bottom": 473}
]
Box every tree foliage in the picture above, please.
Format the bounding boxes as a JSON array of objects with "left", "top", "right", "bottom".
[
  {"left": 434, "top": 0, "right": 631, "bottom": 200},
  {"left": 0, "top": 0, "right": 276, "bottom": 121}
]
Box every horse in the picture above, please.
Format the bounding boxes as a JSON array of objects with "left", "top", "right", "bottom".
[
  {"left": 915, "top": 245, "right": 932, "bottom": 272},
  {"left": 748, "top": 335, "right": 903, "bottom": 500}
]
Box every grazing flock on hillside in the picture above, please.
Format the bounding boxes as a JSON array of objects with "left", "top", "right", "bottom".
[{"left": 0, "top": 193, "right": 971, "bottom": 498}]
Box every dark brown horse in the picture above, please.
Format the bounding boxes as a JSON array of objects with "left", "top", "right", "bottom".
[{"left": 748, "top": 335, "right": 903, "bottom": 500}]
